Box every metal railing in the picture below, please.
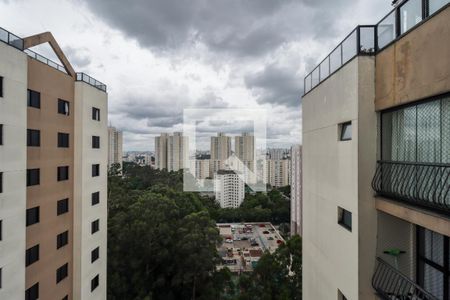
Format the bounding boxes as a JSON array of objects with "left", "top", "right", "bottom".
[
  {"left": 303, "top": 0, "right": 450, "bottom": 95},
  {"left": 372, "top": 160, "right": 450, "bottom": 213},
  {"left": 76, "top": 73, "right": 107, "bottom": 92},
  {"left": 24, "top": 48, "right": 68, "bottom": 74},
  {"left": 0, "top": 26, "right": 23, "bottom": 50},
  {"left": 372, "top": 257, "right": 438, "bottom": 300}
]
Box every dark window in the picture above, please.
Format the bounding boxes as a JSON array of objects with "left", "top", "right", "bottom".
[
  {"left": 56, "top": 263, "right": 68, "bottom": 283},
  {"left": 26, "top": 245, "right": 39, "bottom": 266},
  {"left": 58, "top": 166, "right": 69, "bottom": 181},
  {"left": 27, "top": 169, "right": 40, "bottom": 186},
  {"left": 0, "top": 267, "right": 2, "bottom": 289},
  {"left": 26, "top": 207, "right": 40, "bottom": 226},
  {"left": 92, "top": 164, "right": 100, "bottom": 177},
  {"left": 92, "top": 107, "right": 100, "bottom": 121},
  {"left": 58, "top": 133, "right": 69, "bottom": 148},
  {"left": 91, "top": 275, "right": 99, "bottom": 292},
  {"left": 57, "top": 231, "right": 69, "bottom": 249},
  {"left": 0, "top": 76, "right": 3, "bottom": 97},
  {"left": 417, "top": 226, "right": 450, "bottom": 299},
  {"left": 57, "top": 198, "right": 69, "bottom": 215},
  {"left": 0, "top": 124, "right": 3, "bottom": 145},
  {"left": 339, "top": 122, "right": 352, "bottom": 141},
  {"left": 0, "top": 220, "right": 2, "bottom": 240},
  {"left": 91, "top": 247, "right": 99, "bottom": 263},
  {"left": 0, "top": 172, "right": 2, "bottom": 193},
  {"left": 25, "top": 283, "right": 39, "bottom": 300},
  {"left": 338, "top": 290, "right": 347, "bottom": 300},
  {"left": 27, "top": 129, "right": 40, "bottom": 147},
  {"left": 62, "top": 295, "right": 68, "bottom": 300},
  {"left": 58, "top": 99, "right": 70, "bottom": 116},
  {"left": 338, "top": 207, "right": 352, "bottom": 231},
  {"left": 92, "top": 136, "right": 100, "bottom": 149},
  {"left": 91, "top": 192, "right": 100, "bottom": 206},
  {"left": 27, "top": 89, "right": 40, "bottom": 108},
  {"left": 91, "top": 219, "right": 99, "bottom": 234}
]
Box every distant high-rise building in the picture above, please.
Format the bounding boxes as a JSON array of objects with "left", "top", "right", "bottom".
[
  {"left": 155, "top": 132, "right": 188, "bottom": 171},
  {"left": 290, "top": 145, "right": 302, "bottom": 236},
  {"left": 267, "top": 148, "right": 289, "bottom": 160},
  {"left": 210, "top": 133, "right": 231, "bottom": 176},
  {"left": 108, "top": 126, "right": 123, "bottom": 168},
  {"left": 214, "top": 170, "right": 245, "bottom": 208},
  {"left": 195, "top": 159, "right": 210, "bottom": 179},
  {"left": 235, "top": 132, "right": 255, "bottom": 171},
  {"left": 0, "top": 28, "right": 107, "bottom": 299},
  {"left": 267, "top": 159, "right": 290, "bottom": 187}
]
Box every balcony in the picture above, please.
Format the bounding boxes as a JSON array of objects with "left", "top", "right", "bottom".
[
  {"left": 25, "top": 48, "right": 68, "bottom": 74},
  {"left": 76, "top": 72, "right": 107, "bottom": 92},
  {"left": 372, "top": 161, "right": 450, "bottom": 214},
  {"left": 0, "top": 26, "right": 23, "bottom": 50},
  {"left": 372, "top": 257, "right": 438, "bottom": 300}
]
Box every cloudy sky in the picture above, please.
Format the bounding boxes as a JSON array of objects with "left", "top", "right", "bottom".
[{"left": 0, "top": 0, "right": 391, "bottom": 151}]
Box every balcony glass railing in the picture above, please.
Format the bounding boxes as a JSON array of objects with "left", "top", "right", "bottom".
[
  {"left": 372, "top": 257, "right": 438, "bottom": 300},
  {"left": 303, "top": 0, "right": 450, "bottom": 95},
  {"left": 25, "top": 49, "right": 68, "bottom": 74},
  {"left": 372, "top": 161, "right": 450, "bottom": 213},
  {"left": 0, "top": 27, "right": 24, "bottom": 50},
  {"left": 76, "top": 73, "right": 107, "bottom": 92}
]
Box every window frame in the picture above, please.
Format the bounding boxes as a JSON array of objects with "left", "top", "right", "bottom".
[
  {"left": 91, "top": 219, "right": 100, "bottom": 234},
  {"left": 338, "top": 207, "right": 352, "bottom": 232},
  {"left": 92, "top": 164, "right": 100, "bottom": 177},
  {"left": 91, "top": 274, "right": 99, "bottom": 292},
  {"left": 56, "top": 263, "right": 68, "bottom": 283},
  {"left": 92, "top": 136, "right": 100, "bottom": 149},
  {"left": 57, "top": 132, "right": 69, "bottom": 148},
  {"left": 92, "top": 107, "right": 100, "bottom": 121},
  {"left": 26, "top": 244, "right": 39, "bottom": 267},
  {"left": 339, "top": 121, "right": 352, "bottom": 141},
  {"left": 56, "top": 231, "right": 69, "bottom": 249},
  {"left": 91, "top": 192, "right": 100, "bottom": 206},
  {"left": 27, "top": 129, "right": 41, "bottom": 147},
  {"left": 57, "top": 166, "right": 69, "bottom": 181},
  {"left": 57, "top": 99, "right": 70, "bottom": 116},
  {"left": 26, "top": 206, "right": 40, "bottom": 227},
  {"left": 27, "top": 89, "right": 40, "bottom": 109},
  {"left": 57, "top": 198, "right": 69, "bottom": 215},
  {"left": 25, "top": 283, "right": 39, "bottom": 300},
  {"left": 27, "top": 169, "right": 40, "bottom": 186}
]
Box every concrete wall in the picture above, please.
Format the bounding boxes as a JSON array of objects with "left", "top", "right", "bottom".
[
  {"left": 73, "top": 82, "right": 107, "bottom": 300},
  {"left": 302, "top": 56, "right": 377, "bottom": 300},
  {"left": 375, "top": 5, "right": 450, "bottom": 111},
  {"left": 0, "top": 42, "right": 27, "bottom": 300}
]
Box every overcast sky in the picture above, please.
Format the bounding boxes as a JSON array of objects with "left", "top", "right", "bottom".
[{"left": 0, "top": 0, "right": 391, "bottom": 151}]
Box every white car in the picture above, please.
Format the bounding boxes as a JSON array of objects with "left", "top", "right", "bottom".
[{"left": 225, "top": 239, "right": 233, "bottom": 243}]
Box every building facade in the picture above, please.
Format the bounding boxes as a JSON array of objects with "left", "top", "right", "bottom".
[
  {"left": 107, "top": 126, "right": 123, "bottom": 169},
  {"left": 234, "top": 132, "right": 255, "bottom": 172},
  {"left": 155, "top": 132, "right": 188, "bottom": 171},
  {"left": 210, "top": 133, "right": 231, "bottom": 176},
  {"left": 155, "top": 133, "right": 168, "bottom": 170},
  {"left": 290, "top": 145, "right": 302, "bottom": 236},
  {"left": 214, "top": 170, "right": 245, "bottom": 208},
  {"left": 302, "top": 2, "right": 450, "bottom": 299},
  {"left": 0, "top": 28, "right": 107, "bottom": 300},
  {"left": 267, "top": 159, "right": 290, "bottom": 188}
]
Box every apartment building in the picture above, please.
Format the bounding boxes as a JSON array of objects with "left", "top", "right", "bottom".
[
  {"left": 235, "top": 132, "right": 255, "bottom": 172},
  {"left": 155, "top": 132, "right": 188, "bottom": 171},
  {"left": 107, "top": 126, "right": 123, "bottom": 169},
  {"left": 302, "top": 1, "right": 450, "bottom": 299},
  {"left": 214, "top": 170, "right": 245, "bottom": 208},
  {"left": 195, "top": 158, "right": 210, "bottom": 179},
  {"left": 290, "top": 145, "right": 302, "bottom": 236},
  {"left": 267, "top": 159, "right": 290, "bottom": 188},
  {"left": 210, "top": 133, "right": 232, "bottom": 176},
  {"left": 155, "top": 133, "right": 169, "bottom": 170},
  {"left": 0, "top": 28, "right": 107, "bottom": 300}
]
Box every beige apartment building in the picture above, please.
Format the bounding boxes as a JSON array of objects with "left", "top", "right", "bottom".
[
  {"left": 155, "top": 132, "right": 188, "bottom": 172},
  {"left": 267, "top": 159, "right": 290, "bottom": 188},
  {"left": 210, "top": 132, "right": 232, "bottom": 176},
  {"left": 0, "top": 28, "right": 107, "bottom": 300},
  {"left": 302, "top": 1, "right": 450, "bottom": 299},
  {"left": 108, "top": 126, "right": 123, "bottom": 169},
  {"left": 235, "top": 132, "right": 255, "bottom": 172}
]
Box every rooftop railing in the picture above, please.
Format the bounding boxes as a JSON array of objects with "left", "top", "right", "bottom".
[
  {"left": 0, "top": 27, "right": 24, "bottom": 50},
  {"left": 372, "top": 257, "right": 438, "bottom": 300},
  {"left": 303, "top": 0, "right": 450, "bottom": 95},
  {"left": 76, "top": 73, "right": 107, "bottom": 92},
  {"left": 24, "top": 48, "right": 68, "bottom": 74},
  {"left": 372, "top": 160, "right": 450, "bottom": 215}
]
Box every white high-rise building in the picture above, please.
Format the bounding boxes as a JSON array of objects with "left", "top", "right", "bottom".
[
  {"left": 108, "top": 126, "right": 123, "bottom": 168},
  {"left": 290, "top": 145, "right": 302, "bottom": 236},
  {"left": 234, "top": 132, "right": 254, "bottom": 171},
  {"left": 155, "top": 133, "right": 169, "bottom": 170},
  {"left": 214, "top": 170, "right": 245, "bottom": 208},
  {"left": 167, "top": 132, "right": 188, "bottom": 172}
]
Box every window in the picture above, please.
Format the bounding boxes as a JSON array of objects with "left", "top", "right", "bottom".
[
  {"left": 0, "top": 124, "right": 3, "bottom": 145},
  {"left": 56, "top": 263, "right": 68, "bottom": 283},
  {"left": 58, "top": 99, "right": 70, "bottom": 116},
  {"left": 91, "top": 219, "right": 99, "bottom": 234},
  {"left": 27, "top": 89, "right": 40, "bottom": 108},
  {"left": 0, "top": 220, "right": 2, "bottom": 240},
  {"left": 92, "top": 107, "right": 100, "bottom": 121},
  {"left": 91, "top": 247, "right": 99, "bottom": 263},
  {"left": 26, "top": 244, "right": 39, "bottom": 266},
  {"left": 0, "top": 172, "right": 2, "bottom": 193},
  {"left": 26, "top": 207, "right": 40, "bottom": 226},
  {"left": 57, "top": 231, "right": 69, "bottom": 249},
  {"left": 377, "top": 10, "right": 396, "bottom": 49},
  {"left": 25, "top": 283, "right": 39, "bottom": 300},
  {"left": 27, "top": 129, "right": 40, "bottom": 147},
  {"left": 338, "top": 207, "right": 352, "bottom": 231},
  {"left": 92, "top": 192, "right": 100, "bottom": 205},
  {"left": 92, "top": 136, "right": 100, "bottom": 149},
  {"left": 58, "top": 133, "right": 69, "bottom": 148},
  {"left": 0, "top": 76, "right": 3, "bottom": 97},
  {"left": 429, "top": 0, "right": 448, "bottom": 15},
  {"left": 338, "top": 290, "right": 347, "bottom": 300},
  {"left": 399, "top": 0, "right": 423, "bottom": 34},
  {"left": 92, "top": 164, "right": 100, "bottom": 177},
  {"left": 58, "top": 166, "right": 69, "bottom": 181},
  {"left": 91, "top": 274, "right": 99, "bottom": 292},
  {"left": 57, "top": 198, "right": 69, "bottom": 215},
  {"left": 339, "top": 121, "right": 352, "bottom": 141},
  {"left": 0, "top": 267, "right": 2, "bottom": 289},
  {"left": 27, "top": 169, "right": 40, "bottom": 186},
  {"left": 62, "top": 295, "right": 68, "bottom": 300}
]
